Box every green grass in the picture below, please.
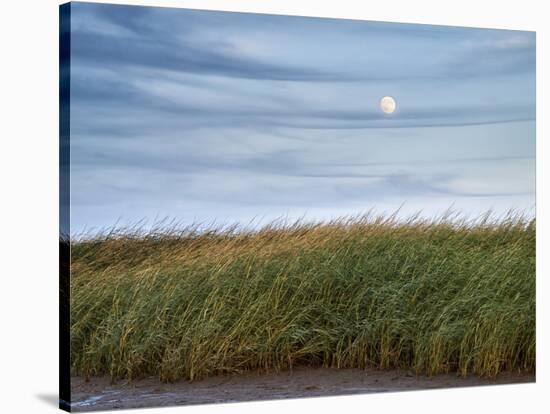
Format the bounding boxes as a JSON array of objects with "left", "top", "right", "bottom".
[{"left": 69, "top": 212, "right": 536, "bottom": 382}]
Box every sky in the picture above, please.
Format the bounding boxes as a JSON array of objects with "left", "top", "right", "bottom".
[{"left": 67, "top": 2, "right": 536, "bottom": 235}]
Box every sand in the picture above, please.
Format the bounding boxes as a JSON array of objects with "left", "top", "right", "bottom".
[{"left": 70, "top": 367, "right": 535, "bottom": 411}]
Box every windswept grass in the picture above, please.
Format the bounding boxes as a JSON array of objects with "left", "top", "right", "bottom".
[{"left": 70, "top": 212, "right": 535, "bottom": 382}]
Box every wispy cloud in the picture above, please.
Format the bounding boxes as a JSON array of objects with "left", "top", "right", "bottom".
[{"left": 68, "top": 3, "right": 536, "bottom": 233}]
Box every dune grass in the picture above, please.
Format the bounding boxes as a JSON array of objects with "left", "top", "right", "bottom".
[{"left": 69, "top": 212, "right": 535, "bottom": 382}]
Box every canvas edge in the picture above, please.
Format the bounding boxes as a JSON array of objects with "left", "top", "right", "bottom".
[{"left": 59, "top": 2, "right": 72, "bottom": 412}]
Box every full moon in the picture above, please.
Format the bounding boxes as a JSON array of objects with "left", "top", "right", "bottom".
[{"left": 380, "top": 96, "right": 397, "bottom": 114}]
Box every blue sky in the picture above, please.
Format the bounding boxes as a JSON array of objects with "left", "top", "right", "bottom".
[{"left": 68, "top": 2, "right": 536, "bottom": 235}]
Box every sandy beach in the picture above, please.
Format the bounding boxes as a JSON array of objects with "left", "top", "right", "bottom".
[{"left": 71, "top": 367, "right": 535, "bottom": 411}]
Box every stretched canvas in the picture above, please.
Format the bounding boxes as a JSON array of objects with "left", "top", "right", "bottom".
[{"left": 59, "top": 2, "right": 536, "bottom": 411}]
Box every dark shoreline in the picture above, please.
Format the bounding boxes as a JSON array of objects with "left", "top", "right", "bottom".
[{"left": 71, "top": 367, "right": 535, "bottom": 411}]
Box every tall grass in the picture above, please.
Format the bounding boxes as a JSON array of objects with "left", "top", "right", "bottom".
[{"left": 70, "top": 212, "right": 535, "bottom": 382}]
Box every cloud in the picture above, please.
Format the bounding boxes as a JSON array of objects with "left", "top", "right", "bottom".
[
  {"left": 70, "top": 63, "right": 535, "bottom": 138},
  {"left": 67, "top": 3, "right": 536, "bottom": 233},
  {"left": 70, "top": 3, "right": 535, "bottom": 83}
]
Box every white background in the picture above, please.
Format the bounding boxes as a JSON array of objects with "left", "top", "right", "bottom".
[{"left": 0, "top": 0, "right": 547, "bottom": 412}]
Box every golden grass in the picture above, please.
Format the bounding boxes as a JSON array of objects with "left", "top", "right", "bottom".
[{"left": 69, "top": 212, "right": 535, "bottom": 382}]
